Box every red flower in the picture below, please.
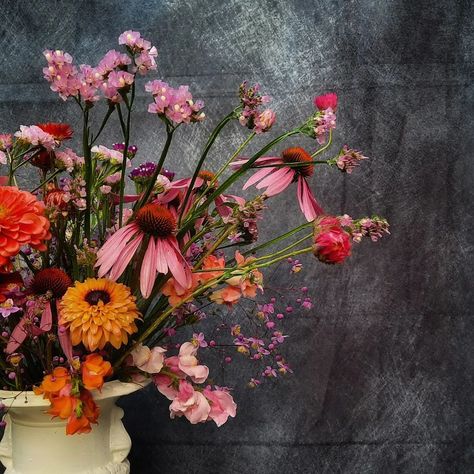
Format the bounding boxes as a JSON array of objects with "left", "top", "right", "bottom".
[
  {"left": 36, "top": 123, "right": 73, "bottom": 142},
  {"left": 312, "top": 216, "right": 351, "bottom": 264},
  {"left": 314, "top": 93, "right": 338, "bottom": 111}
]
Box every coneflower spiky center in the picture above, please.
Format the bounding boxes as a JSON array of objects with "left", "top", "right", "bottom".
[
  {"left": 135, "top": 204, "right": 176, "bottom": 238},
  {"left": 281, "top": 147, "right": 314, "bottom": 177},
  {"left": 198, "top": 170, "right": 217, "bottom": 183},
  {"left": 31, "top": 268, "right": 72, "bottom": 298}
]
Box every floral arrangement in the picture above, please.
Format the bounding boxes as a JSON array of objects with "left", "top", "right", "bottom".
[{"left": 0, "top": 30, "right": 389, "bottom": 435}]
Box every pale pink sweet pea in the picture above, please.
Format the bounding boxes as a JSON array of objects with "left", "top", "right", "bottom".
[
  {"left": 0, "top": 151, "right": 6, "bottom": 165},
  {"left": 169, "top": 380, "right": 211, "bottom": 424},
  {"left": 178, "top": 342, "right": 209, "bottom": 383},
  {"left": 253, "top": 109, "right": 276, "bottom": 134},
  {"left": 203, "top": 387, "right": 237, "bottom": 427},
  {"left": 14, "top": 125, "right": 56, "bottom": 151},
  {"left": 131, "top": 344, "right": 166, "bottom": 374}
]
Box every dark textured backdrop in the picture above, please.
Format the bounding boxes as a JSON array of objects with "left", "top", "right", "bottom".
[{"left": 1, "top": 0, "right": 473, "bottom": 472}]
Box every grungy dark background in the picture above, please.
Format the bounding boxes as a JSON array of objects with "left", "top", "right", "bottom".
[{"left": 1, "top": 0, "right": 473, "bottom": 472}]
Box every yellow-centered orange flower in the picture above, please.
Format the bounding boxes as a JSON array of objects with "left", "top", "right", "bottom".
[
  {"left": 59, "top": 278, "right": 140, "bottom": 351},
  {"left": 0, "top": 186, "right": 51, "bottom": 269}
]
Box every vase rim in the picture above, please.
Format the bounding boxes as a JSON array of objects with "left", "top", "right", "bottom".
[{"left": 0, "top": 379, "right": 149, "bottom": 408}]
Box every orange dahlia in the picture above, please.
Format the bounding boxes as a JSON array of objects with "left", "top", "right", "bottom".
[
  {"left": 0, "top": 186, "right": 51, "bottom": 269},
  {"left": 59, "top": 278, "right": 140, "bottom": 351}
]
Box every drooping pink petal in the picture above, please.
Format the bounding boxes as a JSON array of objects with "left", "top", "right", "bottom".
[
  {"left": 110, "top": 193, "right": 141, "bottom": 204},
  {"left": 297, "top": 177, "right": 324, "bottom": 221},
  {"left": 258, "top": 168, "right": 294, "bottom": 196},
  {"left": 164, "top": 237, "right": 192, "bottom": 289},
  {"left": 40, "top": 301, "right": 52, "bottom": 332},
  {"left": 108, "top": 233, "right": 144, "bottom": 281},
  {"left": 6, "top": 318, "right": 28, "bottom": 354},
  {"left": 242, "top": 166, "right": 277, "bottom": 190},
  {"left": 140, "top": 237, "right": 157, "bottom": 298},
  {"left": 154, "top": 238, "right": 169, "bottom": 275},
  {"left": 95, "top": 224, "right": 139, "bottom": 276},
  {"left": 170, "top": 177, "right": 204, "bottom": 189},
  {"left": 231, "top": 156, "right": 281, "bottom": 170}
]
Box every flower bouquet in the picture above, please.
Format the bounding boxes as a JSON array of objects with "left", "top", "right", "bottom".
[{"left": 0, "top": 29, "right": 389, "bottom": 447}]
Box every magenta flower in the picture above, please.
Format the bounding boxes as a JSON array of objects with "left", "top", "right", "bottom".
[
  {"left": 314, "top": 93, "right": 338, "bottom": 111},
  {"left": 0, "top": 299, "right": 20, "bottom": 318},
  {"left": 233, "top": 147, "right": 324, "bottom": 221},
  {"left": 96, "top": 203, "right": 192, "bottom": 298}
]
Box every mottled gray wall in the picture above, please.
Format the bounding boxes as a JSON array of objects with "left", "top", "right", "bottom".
[{"left": 1, "top": 0, "right": 473, "bottom": 472}]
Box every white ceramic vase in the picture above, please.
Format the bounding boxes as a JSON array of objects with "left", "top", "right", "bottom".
[{"left": 0, "top": 380, "right": 145, "bottom": 474}]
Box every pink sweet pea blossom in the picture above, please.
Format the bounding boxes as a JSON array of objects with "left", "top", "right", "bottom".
[
  {"left": 253, "top": 109, "right": 276, "bottom": 134},
  {"left": 14, "top": 125, "right": 56, "bottom": 151},
  {"left": 233, "top": 147, "right": 323, "bottom": 221},
  {"left": 178, "top": 342, "right": 209, "bottom": 383},
  {"left": 0, "top": 151, "right": 6, "bottom": 165},
  {"left": 169, "top": 380, "right": 211, "bottom": 424},
  {"left": 203, "top": 386, "right": 237, "bottom": 427},
  {"left": 131, "top": 344, "right": 166, "bottom": 374}
]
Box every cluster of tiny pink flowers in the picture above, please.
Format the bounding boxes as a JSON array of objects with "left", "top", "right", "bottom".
[
  {"left": 339, "top": 214, "right": 390, "bottom": 242},
  {"left": 14, "top": 125, "right": 56, "bottom": 151},
  {"left": 54, "top": 148, "right": 83, "bottom": 172},
  {"left": 335, "top": 145, "right": 368, "bottom": 173},
  {"left": 91, "top": 145, "right": 130, "bottom": 166},
  {"left": 0, "top": 134, "right": 12, "bottom": 151},
  {"left": 118, "top": 30, "right": 158, "bottom": 75},
  {"left": 59, "top": 176, "right": 87, "bottom": 210},
  {"left": 146, "top": 80, "right": 205, "bottom": 124},
  {"left": 238, "top": 82, "right": 275, "bottom": 134},
  {"left": 43, "top": 31, "right": 156, "bottom": 104},
  {"left": 314, "top": 108, "right": 336, "bottom": 144}
]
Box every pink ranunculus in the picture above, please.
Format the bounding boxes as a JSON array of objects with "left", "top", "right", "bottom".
[
  {"left": 312, "top": 215, "right": 351, "bottom": 264},
  {"left": 314, "top": 93, "right": 338, "bottom": 111},
  {"left": 203, "top": 387, "right": 237, "bottom": 427},
  {"left": 178, "top": 342, "right": 209, "bottom": 383},
  {"left": 131, "top": 344, "right": 166, "bottom": 374},
  {"left": 169, "top": 380, "right": 211, "bottom": 424}
]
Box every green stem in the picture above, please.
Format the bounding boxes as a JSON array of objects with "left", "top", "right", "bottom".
[
  {"left": 31, "top": 169, "right": 61, "bottom": 193},
  {"left": 252, "top": 247, "right": 313, "bottom": 269},
  {"left": 178, "top": 109, "right": 237, "bottom": 224},
  {"left": 311, "top": 129, "right": 332, "bottom": 158},
  {"left": 83, "top": 108, "right": 92, "bottom": 241},
  {"left": 252, "top": 233, "right": 313, "bottom": 263},
  {"left": 193, "top": 224, "right": 237, "bottom": 269},
  {"left": 90, "top": 105, "right": 116, "bottom": 146}
]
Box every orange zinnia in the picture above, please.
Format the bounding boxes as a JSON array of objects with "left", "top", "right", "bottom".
[
  {"left": 59, "top": 278, "right": 140, "bottom": 351},
  {"left": 0, "top": 186, "right": 51, "bottom": 269},
  {"left": 33, "top": 366, "right": 71, "bottom": 399}
]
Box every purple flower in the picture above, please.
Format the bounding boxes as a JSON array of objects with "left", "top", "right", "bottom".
[{"left": 0, "top": 299, "right": 21, "bottom": 318}]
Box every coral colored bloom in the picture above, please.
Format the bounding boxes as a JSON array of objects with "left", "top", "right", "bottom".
[
  {"left": 312, "top": 216, "right": 351, "bottom": 264},
  {"left": 96, "top": 204, "right": 192, "bottom": 298},
  {"left": 81, "top": 353, "right": 113, "bottom": 390},
  {"left": 161, "top": 274, "right": 199, "bottom": 306},
  {"left": 36, "top": 123, "right": 73, "bottom": 142},
  {"left": 131, "top": 344, "right": 166, "bottom": 374},
  {"left": 0, "top": 186, "right": 51, "bottom": 269},
  {"left": 178, "top": 342, "right": 209, "bottom": 383},
  {"left": 203, "top": 387, "right": 237, "bottom": 427},
  {"left": 233, "top": 147, "right": 324, "bottom": 221},
  {"left": 59, "top": 278, "right": 139, "bottom": 351},
  {"left": 314, "top": 93, "right": 338, "bottom": 111},
  {"left": 209, "top": 285, "right": 242, "bottom": 306},
  {"left": 169, "top": 380, "right": 211, "bottom": 424},
  {"left": 34, "top": 366, "right": 71, "bottom": 399},
  {"left": 197, "top": 255, "right": 226, "bottom": 284},
  {"left": 253, "top": 109, "right": 276, "bottom": 134}
]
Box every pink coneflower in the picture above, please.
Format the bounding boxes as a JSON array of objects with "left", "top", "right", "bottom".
[
  {"left": 96, "top": 203, "right": 191, "bottom": 298},
  {"left": 233, "top": 147, "right": 323, "bottom": 221}
]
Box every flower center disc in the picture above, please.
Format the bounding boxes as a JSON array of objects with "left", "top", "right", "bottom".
[
  {"left": 85, "top": 290, "right": 111, "bottom": 306},
  {"left": 31, "top": 268, "right": 72, "bottom": 298},
  {"left": 135, "top": 204, "right": 176, "bottom": 237},
  {"left": 281, "top": 147, "right": 314, "bottom": 177}
]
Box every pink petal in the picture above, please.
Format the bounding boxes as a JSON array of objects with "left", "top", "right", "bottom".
[
  {"left": 140, "top": 237, "right": 157, "bottom": 298},
  {"left": 154, "top": 238, "right": 169, "bottom": 275},
  {"left": 40, "top": 301, "right": 52, "bottom": 332},
  {"left": 297, "top": 177, "right": 324, "bottom": 221},
  {"left": 6, "top": 318, "right": 28, "bottom": 354},
  {"left": 242, "top": 166, "right": 277, "bottom": 190},
  {"left": 109, "top": 234, "right": 144, "bottom": 281},
  {"left": 164, "top": 238, "right": 192, "bottom": 289},
  {"left": 259, "top": 168, "right": 294, "bottom": 196}
]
